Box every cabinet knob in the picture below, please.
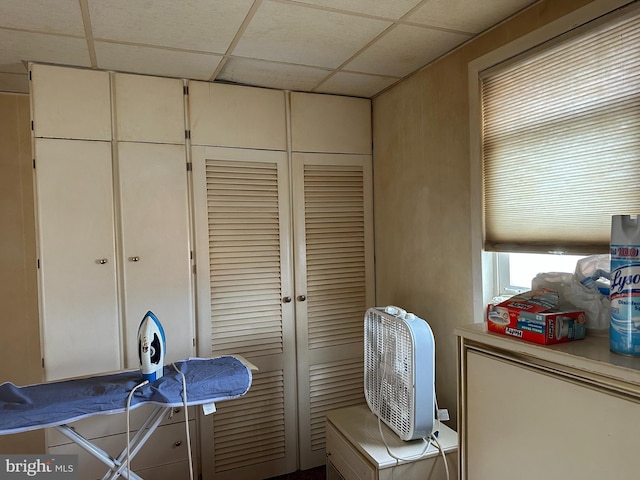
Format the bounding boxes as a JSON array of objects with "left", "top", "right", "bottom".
[
  {"left": 129, "top": 256, "right": 140, "bottom": 262},
  {"left": 283, "top": 296, "right": 292, "bottom": 303},
  {"left": 174, "top": 441, "right": 182, "bottom": 447},
  {"left": 97, "top": 258, "right": 108, "bottom": 265},
  {"left": 297, "top": 295, "right": 306, "bottom": 302}
]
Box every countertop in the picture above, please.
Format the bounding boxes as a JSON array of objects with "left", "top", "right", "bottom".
[{"left": 455, "top": 323, "right": 640, "bottom": 392}]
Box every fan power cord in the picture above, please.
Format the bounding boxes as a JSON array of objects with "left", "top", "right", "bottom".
[
  {"left": 172, "top": 362, "right": 194, "bottom": 480},
  {"left": 431, "top": 432, "right": 450, "bottom": 480}
]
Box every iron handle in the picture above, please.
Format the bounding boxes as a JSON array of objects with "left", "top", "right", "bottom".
[
  {"left": 97, "top": 258, "right": 108, "bottom": 265},
  {"left": 283, "top": 296, "right": 292, "bottom": 303},
  {"left": 129, "top": 256, "right": 140, "bottom": 262},
  {"left": 297, "top": 295, "right": 306, "bottom": 302}
]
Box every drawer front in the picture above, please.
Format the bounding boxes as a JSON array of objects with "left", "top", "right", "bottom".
[
  {"left": 326, "top": 423, "right": 375, "bottom": 480},
  {"left": 49, "top": 420, "right": 196, "bottom": 479},
  {"left": 47, "top": 405, "right": 193, "bottom": 447}
]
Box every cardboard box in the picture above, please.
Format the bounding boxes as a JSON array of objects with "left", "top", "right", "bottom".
[{"left": 487, "top": 289, "right": 587, "bottom": 344}]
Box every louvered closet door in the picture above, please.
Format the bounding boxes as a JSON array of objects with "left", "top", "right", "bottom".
[
  {"left": 192, "top": 146, "right": 297, "bottom": 480},
  {"left": 292, "top": 152, "right": 375, "bottom": 469}
]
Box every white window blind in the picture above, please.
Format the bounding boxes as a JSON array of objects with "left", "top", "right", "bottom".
[{"left": 482, "top": 9, "right": 640, "bottom": 254}]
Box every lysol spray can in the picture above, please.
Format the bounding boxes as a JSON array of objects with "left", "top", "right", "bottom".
[{"left": 610, "top": 215, "right": 640, "bottom": 356}]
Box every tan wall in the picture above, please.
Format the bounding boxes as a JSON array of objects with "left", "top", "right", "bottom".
[
  {"left": 371, "top": 0, "right": 611, "bottom": 428},
  {"left": 0, "top": 93, "right": 44, "bottom": 452}
]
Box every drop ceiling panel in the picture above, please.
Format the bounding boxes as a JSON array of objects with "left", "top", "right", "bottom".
[
  {"left": 0, "top": 29, "right": 91, "bottom": 69},
  {"left": 316, "top": 72, "right": 399, "bottom": 98},
  {"left": 345, "top": 24, "right": 471, "bottom": 77},
  {"left": 0, "top": 0, "right": 85, "bottom": 36},
  {"left": 95, "top": 42, "right": 222, "bottom": 80},
  {"left": 291, "top": 0, "right": 423, "bottom": 20},
  {"left": 88, "top": 0, "right": 254, "bottom": 53},
  {"left": 233, "top": 0, "right": 392, "bottom": 68},
  {"left": 0, "top": 0, "right": 542, "bottom": 97},
  {"left": 219, "top": 57, "right": 331, "bottom": 92},
  {"left": 407, "top": 0, "right": 536, "bottom": 34}
]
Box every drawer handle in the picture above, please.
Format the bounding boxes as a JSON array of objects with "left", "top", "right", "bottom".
[
  {"left": 97, "top": 258, "right": 108, "bottom": 265},
  {"left": 129, "top": 256, "right": 140, "bottom": 262}
]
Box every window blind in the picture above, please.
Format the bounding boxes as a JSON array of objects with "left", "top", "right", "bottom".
[{"left": 481, "top": 9, "right": 640, "bottom": 254}]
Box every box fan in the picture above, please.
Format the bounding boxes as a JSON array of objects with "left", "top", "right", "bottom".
[{"left": 364, "top": 306, "right": 435, "bottom": 441}]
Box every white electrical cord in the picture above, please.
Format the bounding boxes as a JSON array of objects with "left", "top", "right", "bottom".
[
  {"left": 430, "top": 432, "right": 450, "bottom": 480},
  {"left": 172, "top": 363, "right": 194, "bottom": 480},
  {"left": 125, "top": 379, "right": 149, "bottom": 477}
]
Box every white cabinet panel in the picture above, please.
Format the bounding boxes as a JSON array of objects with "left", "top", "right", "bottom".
[
  {"left": 188, "top": 81, "right": 287, "bottom": 150},
  {"left": 465, "top": 350, "right": 640, "bottom": 480},
  {"left": 34, "top": 138, "right": 120, "bottom": 380},
  {"left": 290, "top": 92, "right": 371, "bottom": 154},
  {"left": 117, "top": 142, "right": 194, "bottom": 367},
  {"left": 30, "top": 64, "right": 112, "bottom": 141},
  {"left": 114, "top": 73, "right": 186, "bottom": 144}
]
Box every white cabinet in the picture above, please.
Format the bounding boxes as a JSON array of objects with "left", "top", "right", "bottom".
[
  {"left": 325, "top": 404, "right": 458, "bottom": 480},
  {"left": 34, "top": 138, "right": 120, "bottom": 380},
  {"left": 31, "top": 65, "right": 194, "bottom": 379},
  {"left": 190, "top": 88, "right": 375, "bottom": 478},
  {"left": 456, "top": 323, "right": 640, "bottom": 480},
  {"left": 116, "top": 142, "right": 194, "bottom": 367},
  {"left": 30, "top": 64, "right": 112, "bottom": 141},
  {"left": 31, "top": 64, "right": 195, "bottom": 478},
  {"left": 189, "top": 81, "right": 287, "bottom": 150}
]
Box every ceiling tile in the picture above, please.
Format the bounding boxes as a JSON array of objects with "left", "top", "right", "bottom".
[
  {"left": 0, "top": 72, "right": 29, "bottom": 93},
  {"left": 218, "top": 57, "right": 331, "bottom": 91},
  {"left": 315, "top": 71, "right": 399, "bottom": 98},
  {"left": 345, "top": 24, "right": 471, "bottom": 77},
  {"left": 88, "top": 0, "right": 254, "bottom": 53},
  {"left": 407, "top": 0, "right": 536, "bottom": 34},
  {"left": 0, "top": 0, "right": 85, "bottom": 36},
  {"left": 95, "top": 42, "right": 222, "bottom": 80},
  {"left": 290, "top": 0, "right": 423, "bottom": 20},
  {"left": 233, "top": 0, "right": 392, "bottom": 68},
  {"left": 0, "top": 29, "right": 91, "bottom": 70}
]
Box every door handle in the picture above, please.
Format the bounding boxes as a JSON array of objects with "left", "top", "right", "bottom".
[
  {"left": 297, "top": 295, "right": 306, "bottom": 302},
  {"left": 283, "top": 296, "right": 292, "bottom": 303}
]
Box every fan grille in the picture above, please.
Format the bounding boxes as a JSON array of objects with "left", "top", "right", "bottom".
[{"left": 364, "top": 309, "right": 414, "bottom": 439}]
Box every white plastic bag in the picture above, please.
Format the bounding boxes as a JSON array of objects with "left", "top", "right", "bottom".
[{"left": 532, "top": 271, "right": 609, "bottom": 331}]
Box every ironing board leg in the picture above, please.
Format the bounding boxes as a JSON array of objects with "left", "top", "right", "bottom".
[
  {"left": 53, "top": 405, "right": 169, "bottom": 480},
  {"left": 103, "top": 405, "right": 169, "bottom": 480}
]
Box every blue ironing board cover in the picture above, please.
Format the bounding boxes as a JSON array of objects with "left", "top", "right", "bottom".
[{"left": 0, "top": 356, "right": 251, "bottom": 435}]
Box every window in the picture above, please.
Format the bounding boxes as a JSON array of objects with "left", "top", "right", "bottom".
[
  {"left": 481, "top": 7, "right": 640, "bottom": 256},
  {"left": 472, "top": 4, "right": 640, "bottom": 309}
]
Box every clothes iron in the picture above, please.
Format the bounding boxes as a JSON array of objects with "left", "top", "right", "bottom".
[{"left": 137, "top": 311, "right": 166, "bottom": 382}]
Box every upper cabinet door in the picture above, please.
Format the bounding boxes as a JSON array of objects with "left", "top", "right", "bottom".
[
  {"left": 114, "top": 73, "right": 186, "bottom": 144},
  {"left": 290, "top": 92, "right": 371, "bottom": 154},
  {"left": 34, "top": 138, "right": 120, "bottom": 380},
  {"left": 188, "top": 81, "right": 287, "bottom": 150},
  {"left": 30, "top": 64, "right": 112, "bottom": 141}
]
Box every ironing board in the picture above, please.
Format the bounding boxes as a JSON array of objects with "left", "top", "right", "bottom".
[{"left": 0, "top": 356, "right": 252, "bottom": 479}]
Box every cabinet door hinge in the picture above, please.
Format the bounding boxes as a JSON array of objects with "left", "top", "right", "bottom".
[
  {"left": 29, "top": 70, "right": 32, "bottom": 81},
  {"left": 37, "top": 258, "right": 40, "bottom": 269},
  {"left": 190, "top": 250, "right": 193, "bottom": 260},
  {"left": 186, "top": 162, "right": 192, "bottom": 171},
  {"left": 33, "top": 159, "right": 36, "bottom": 169},
  {"left": 192, "top": 264, "right": 197, "bottom": 274},
  {"left": 31, "top": 120, "right": 34, "bottom": 131},
  {"left": 185, "top": 130, "right": 191, "bottom": 140},
  {"left": 41, "top": 358, "right": 44, "bottom": 369},
  {"left": 183, "top": 85, "right": 189, "bottom": 95}
]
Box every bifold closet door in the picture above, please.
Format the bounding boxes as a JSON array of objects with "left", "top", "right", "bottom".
[
  {"left": 34, "top": 138, "right": 120, "bottom": 380},
  {"left": 117, "top": 142, "right": 194, "bottom": 368},
  {"left": 292, "top": 152, "right": 375, "bottom": 470},
  {"left": 192, "top": 146, "right": 298, "bottom": 480}
]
